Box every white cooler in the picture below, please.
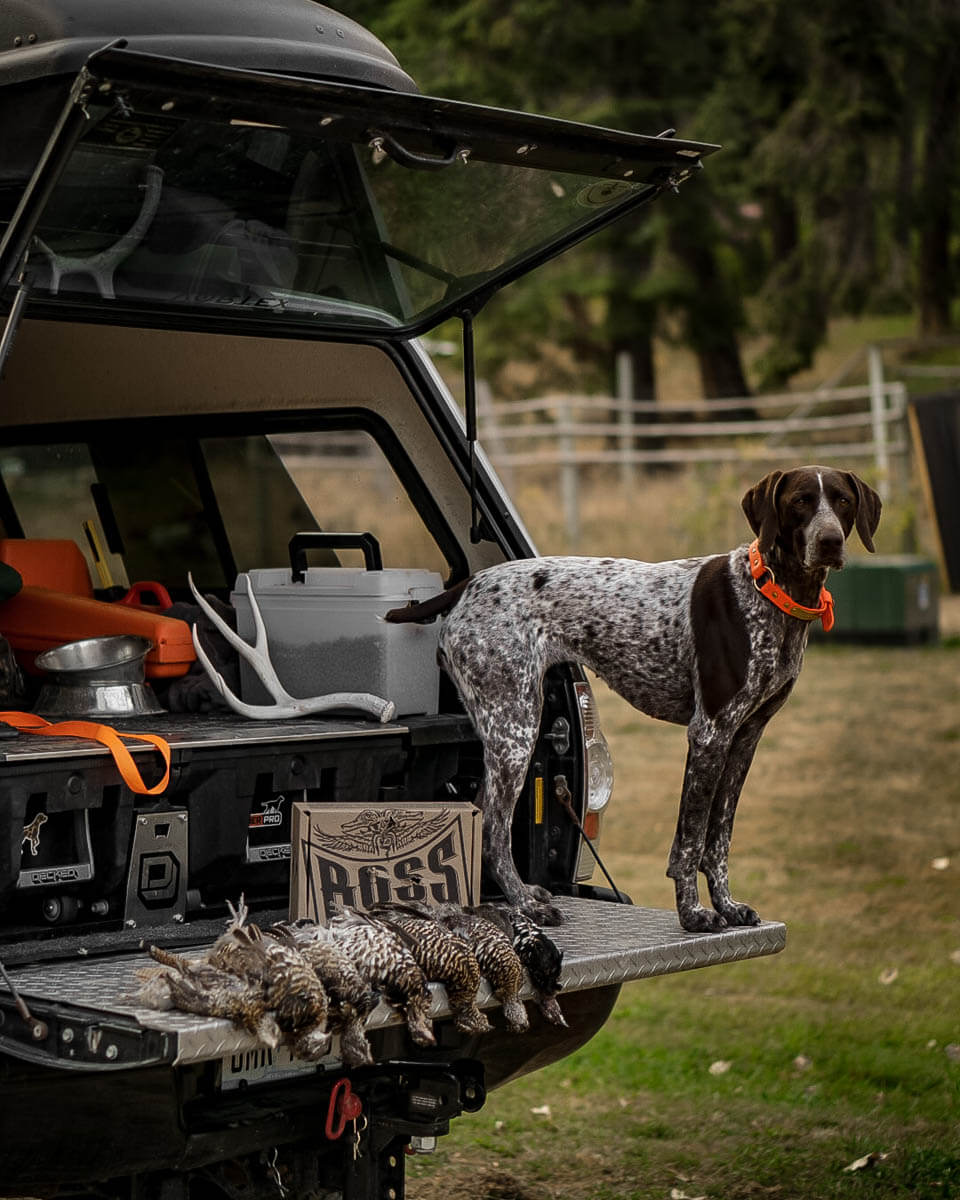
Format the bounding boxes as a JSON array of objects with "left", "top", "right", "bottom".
[{"left": 231, "top": 532, "right": 444, "bottom": 716}]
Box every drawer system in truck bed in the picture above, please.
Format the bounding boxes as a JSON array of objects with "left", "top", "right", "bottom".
[{"left": 0, "top": 711, "right": 478, "bottom": 942}]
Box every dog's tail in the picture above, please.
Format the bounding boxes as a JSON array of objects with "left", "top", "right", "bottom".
[{"left": 384, "top": 577, "right": 470, "bottom": 624}]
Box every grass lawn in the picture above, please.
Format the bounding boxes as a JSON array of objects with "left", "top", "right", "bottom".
[{"left": 407, "top": 638, "right": 960, "bottom": 1199}]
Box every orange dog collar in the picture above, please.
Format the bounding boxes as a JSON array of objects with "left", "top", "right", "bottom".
[{"left": 748, "top": 539, "right": 835, "bottom": 632}]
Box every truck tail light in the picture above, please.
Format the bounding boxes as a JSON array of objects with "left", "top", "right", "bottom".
[{"left": 575, "top": 681, "right": 614, "bottom": 812}]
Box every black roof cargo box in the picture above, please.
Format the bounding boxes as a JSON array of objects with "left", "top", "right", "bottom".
[{"left": 0, "top": 0, "right": 417, "bottom": 197}]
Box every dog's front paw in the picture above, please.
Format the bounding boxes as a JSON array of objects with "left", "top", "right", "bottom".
[
  {"left": 716, "top": 900, "right": 761, "bottom": 927},
  {"left": 678, "top": 904, "right": 728, "bottom": 934}
]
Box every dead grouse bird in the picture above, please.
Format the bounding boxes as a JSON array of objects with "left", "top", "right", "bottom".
[
  {"left": 209, "top": 900, "right": 332, "bottom": 1059},
  {"left": 207, "top": 896, "right": 260, "bottom": 978},
  {"left": 269, "top": 921, "right": 378, "bottom": 1067},
  {"left": 131, "top": 945, "right": 283, "bottom": 1049},
  {"left": 434, "top": 904, "right": 529, "bottom": 1033},
  {"left": 328, "top": 908, "right": 435, "bottom": 1047},
  {"left": 484, "top": 905, "right": 567, "bottom": 1028},
  {"left": 369, "top": 902, "right": 491, "bottom": 1036}
]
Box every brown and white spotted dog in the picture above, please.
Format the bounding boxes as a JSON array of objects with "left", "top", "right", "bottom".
[{"left": 386, "top": 467, "right": 881, "bottom": 933}]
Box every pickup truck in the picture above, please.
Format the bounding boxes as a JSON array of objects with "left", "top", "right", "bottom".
[{"left": 0, "top": 2, "right": 785, "bottom": 1197}]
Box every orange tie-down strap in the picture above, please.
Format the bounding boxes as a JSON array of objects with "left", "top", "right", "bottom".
[{"left": 0, "top": 712, "right": 170, "bottom": 796}]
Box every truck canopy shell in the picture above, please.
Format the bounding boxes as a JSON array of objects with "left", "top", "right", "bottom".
[{"left": 0, "top": 48, "right": 718, "bottom": 338}]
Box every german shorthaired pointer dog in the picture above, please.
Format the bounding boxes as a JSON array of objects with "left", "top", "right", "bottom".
[{"left": 386, "top": 467, "right": 881, "bottom": 933}]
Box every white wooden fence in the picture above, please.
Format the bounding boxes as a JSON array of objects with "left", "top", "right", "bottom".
[
  {"left": 480, "top": 376, "right": 905, "bottom": 473},
  {"left": 475, "top": 348, "right": 909, "bottom": 545},
  {"left": 273, "top": 340, "right": 928, "bottom": 549}
]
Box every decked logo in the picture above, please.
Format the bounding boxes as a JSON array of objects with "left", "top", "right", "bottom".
[
  {"left": 138, "top": 851, "right": 181, "bottom": 907},
  {"left": 21, "top": 812, "right": 48, "bottom": 857},
  {"left": 18, "top": 809, "right": 94, "bottom": 890}
]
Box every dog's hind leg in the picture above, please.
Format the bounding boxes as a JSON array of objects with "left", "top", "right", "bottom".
[
  {"left": 475, "top": 718, "right": 563, "bottom": 926},
  {"left": 441, "top": 632, "right": 562, "bottom": 926}
]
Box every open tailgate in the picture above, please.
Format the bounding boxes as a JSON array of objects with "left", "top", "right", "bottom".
[{"left": 1, "top": 898, "right": 785, "bottom": 1071}]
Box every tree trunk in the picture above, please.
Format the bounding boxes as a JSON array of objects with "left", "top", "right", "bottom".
[
  {"left": 695, "top": 343, "right": 752, "bottom": 403},
  {"left": 917, "top": 46, "right": 960, "bottom": 336},
  {"left": 667, "top": 199, "right": 754, "bottom": 416},
  {"left": 764, "top": 187, "right": 800, "bottom": 264}
]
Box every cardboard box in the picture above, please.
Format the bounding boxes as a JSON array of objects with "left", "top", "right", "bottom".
[{"left": 291, "top": 801, "right": 482, "bottom": 924}]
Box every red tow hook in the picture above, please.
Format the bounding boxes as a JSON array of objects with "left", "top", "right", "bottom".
[{"left": 325, "top": 1077, "right": 364, "bottom": 1141}]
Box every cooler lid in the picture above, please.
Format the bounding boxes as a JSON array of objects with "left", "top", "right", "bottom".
[
  {"left": 239, "top": 567, "right": 444, "bottom": 598},
  {"left": 0, "top": 47, "right": 718, "bottom": 337}
]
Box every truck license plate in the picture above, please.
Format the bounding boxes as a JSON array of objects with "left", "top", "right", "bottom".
[{"left": 219, "top": 1045, "right": 319, "bottom": 1090}]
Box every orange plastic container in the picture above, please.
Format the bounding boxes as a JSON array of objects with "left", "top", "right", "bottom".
[
  {"left": 0, "top": 586, "right": 196, "bottom": 678},
  {"left": 0, "top": 538, "right": 94, "bottom": 597}
]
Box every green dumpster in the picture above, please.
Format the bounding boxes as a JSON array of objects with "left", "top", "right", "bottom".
[{"left": 813, "top": 556, "right": 940, "bottom": 643}]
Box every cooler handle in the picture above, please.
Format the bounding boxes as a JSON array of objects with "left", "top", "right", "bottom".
[{"left": 288, "top": 531, "right": 383, "bottom": 582}]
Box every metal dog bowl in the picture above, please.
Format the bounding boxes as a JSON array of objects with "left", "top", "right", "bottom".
[{"left": 33, "top": 635, "right": 163, "bottom": 717}]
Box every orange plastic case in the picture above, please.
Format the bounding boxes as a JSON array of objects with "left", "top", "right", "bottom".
[
  {"left": 1, "top": 586, "right": 195, "bottom": 678},
  {"left": 0, "top": 538, "right": 94, "bottom": 597}
]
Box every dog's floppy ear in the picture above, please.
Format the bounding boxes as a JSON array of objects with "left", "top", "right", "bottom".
[
  {"left": 845, "top": 472, "right": 882, "bottom": 552},
  {"left": 741, "top": 470, "right": 784, "bottom": 555}
]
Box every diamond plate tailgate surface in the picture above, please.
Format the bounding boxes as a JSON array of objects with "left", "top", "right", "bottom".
[{"left": 5, "top": 897, "right": 784, "bottom": 1068}]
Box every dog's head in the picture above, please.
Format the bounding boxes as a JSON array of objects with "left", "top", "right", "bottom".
[{"left": 742, "top": 466, "right": 881, "bottom": 569}]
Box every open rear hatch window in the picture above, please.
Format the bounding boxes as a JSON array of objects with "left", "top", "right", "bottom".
[{"left": 0, "top": 47, "right": 717, "bottom": 335}]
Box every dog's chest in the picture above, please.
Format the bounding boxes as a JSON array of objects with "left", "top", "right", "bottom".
[
  {"left": 745, "top": 613, "right": 807, "bottom": 697},
  {"left": 729, "top": 552, "right": 810, "bottom": 697}
]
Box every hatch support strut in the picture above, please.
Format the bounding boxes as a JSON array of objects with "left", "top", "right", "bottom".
[
  {"left": 0, "top": 252, "right": 32, "bottom": 382},
  {"left": 460, "top": 309, "right": 484, "bottom": 544}
]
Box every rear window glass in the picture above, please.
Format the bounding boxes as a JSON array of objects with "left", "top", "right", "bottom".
[{"left": 0, "top": 427, "right": 447, "bottom": 597}]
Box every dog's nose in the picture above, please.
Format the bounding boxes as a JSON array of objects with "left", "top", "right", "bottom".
[{"left": 818, "top": 532, "right": 844, "bottom": 558}]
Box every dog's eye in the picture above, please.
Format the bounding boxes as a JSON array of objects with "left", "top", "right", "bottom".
[{"left": 836, "top": 496, "right": 851, "bottom": 507}]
